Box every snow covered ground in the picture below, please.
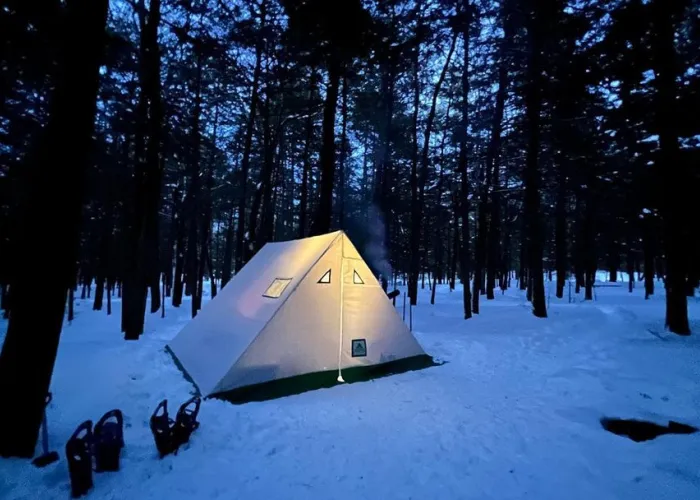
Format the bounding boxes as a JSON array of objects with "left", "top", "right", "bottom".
[{"left": 1, "top": 280, "right": 699, "bottom": 500}]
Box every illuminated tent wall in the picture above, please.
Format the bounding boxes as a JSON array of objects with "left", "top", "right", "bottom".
[{"left": 167, "top": 231, "right": 432, "bottom": 402}]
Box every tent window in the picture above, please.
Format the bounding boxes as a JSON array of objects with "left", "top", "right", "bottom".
[
  {"left": 263, "top": 278, "right": 292, "bottom": 298},
  {"left": 318, "top": 269, "right": 331, "bottom": 284},
  {"left": 353, "top": 270, "right": 364, "bottom": 285}
]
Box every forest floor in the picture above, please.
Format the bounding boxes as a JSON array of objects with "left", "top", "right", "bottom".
[{"left": 1, "top": 279, "right": 699, "bottom": 500}]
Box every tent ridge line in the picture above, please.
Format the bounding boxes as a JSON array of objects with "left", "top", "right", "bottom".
[{"left": 214, "top": 232, "right": 344, "bottom": 394}]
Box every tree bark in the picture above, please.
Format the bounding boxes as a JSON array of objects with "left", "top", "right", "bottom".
[
  {"left": 555, "top": 160, "right": 567, "bottom": 298},
  {"left": 409, "top": 34, "right": 421, "bottom": 304},
  {"left": 235, "top": 1, "right": 265, "bottom": 271},
  {"left": 68, "top": 286, "right": 75, "bottom": 322},
  {"left": 310, "top": 64, "right": 341, "bottom": 235},
  {"left": 221, "top": 206, "right": 234, "bottom": 287},
  {"left": 524, "top": 2, "right": 547, "bottom": 317},
  {"left": 627, "top": 239, "right": 635, "bottom": 293},
  {"left": 458, "top": 1, "right": 472, "bottom": 319},
  {"left": 171, "top": 184, "right": 185, "bottom": 305},
  {"left": 651, "top": 0, "right": 690, "bottom": 334},
  {"left": 0, "top": 0, "right": 108, "bottom": 457},
  {"left": 338, "top": 76, "right": 348, "bottom": 229},
  {"left": 298, "top": 72, "right": 316, "bottom": 238},
  {"left": 122, "top": 0, "right": 162, "bottom": 339},
  {"left": 643, "top": 215, "right": 655, "bottom": 299},
  {"left": 185, "top": 44, "right": 203, "bottom": 318},
  {"left": 411, "top": 34, "right": 457, "bottom": 306}
]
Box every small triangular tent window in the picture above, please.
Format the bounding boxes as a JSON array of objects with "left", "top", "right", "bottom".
[
  {"left": 318, "top": 269, "right": 331, "bottom": 284},
  {"left": 353, "top": 270, "right": 364, "bottom": 284}
]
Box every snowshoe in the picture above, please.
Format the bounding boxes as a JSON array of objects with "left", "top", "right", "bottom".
[
  {"left": 65, "top": 420, "right": 93, "bottom": 498},
  {"left": 93, "top": 409, "right": 124, "bottom": 472},
  {"left": 150, "top": 399, "right": 175, "bottom": 458},
  {"left": 172, "top": 396, "right": 201, "bottom": 449}
]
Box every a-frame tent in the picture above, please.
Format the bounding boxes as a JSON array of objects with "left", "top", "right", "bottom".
[{"left": 167, "top": 231, "right": 433, "bottom": 402}]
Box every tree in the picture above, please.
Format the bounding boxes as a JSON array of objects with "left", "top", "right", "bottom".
[
  {"left": 457, "top": 0, "right": 473, "bottom": 320},
  {"left": 282, "top": 0, "right": 374, "bottom": 236},
  {"left": 522, "top": 0, "right": 548, "bottom": 318},
  {"left": 122, "top": 0, "right": 163, "bottom": 339},
  {"left": 651, "top": 0, "right": 691, "bottom": 335},
  {"left": 0, "top": 0, "right": 109, "bottom": 457},
  {"left": 410, "top": 31, "right": 457, "bottom": 306}
]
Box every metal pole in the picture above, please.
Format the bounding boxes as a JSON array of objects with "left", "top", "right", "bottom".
[{"left": 409, "top": 302, "right": 413, "bottom": 331}]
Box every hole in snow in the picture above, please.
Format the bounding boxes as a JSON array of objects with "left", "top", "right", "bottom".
[{"left": 600, "top": 418, "right": 697, "bottom": 442}]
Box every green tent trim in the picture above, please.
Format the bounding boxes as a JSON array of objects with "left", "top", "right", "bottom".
[{"left": 167, "top": 346, "right": 439, "bottom": 404}]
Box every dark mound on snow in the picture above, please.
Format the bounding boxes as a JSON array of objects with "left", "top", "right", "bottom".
[{"left": 600, "top": 417, "right": 697, "bottom": 442}]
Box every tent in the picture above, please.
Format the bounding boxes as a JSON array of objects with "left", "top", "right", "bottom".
[{"left": 167, "top": 230, "right": 432, "bottom": 402}]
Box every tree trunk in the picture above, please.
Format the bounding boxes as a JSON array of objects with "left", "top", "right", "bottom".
[
  {"left": 164, "top": 189, "right": 177, "bottom": 297},
  {"left": 122, "top": 0, "right": 162, "bottom": 340},
  {"left": 524, "top": 4, "right": 547, "bottom": 318},
  {"left": 409, "top": 35, "right": 421, "bottom": 304},
  {"left": 310, "top": 64, "right": 341, "bottom": 236},
  {"left": 107, "top": 278, "right": 112, "bottom": 315},
  {"left": 652, "top": 0, "right": 690, "bottom": 334},
  {"left": 338, "top": 76, "right": 348, "bottom": 228},
  {"left": 172, "top": 215, "right": 185, "bottom": 307},
  {"left": 185, "top": 48, "right": 203, "bottom": 318},
  {"left": 94, "top": 278, "right": 105, "bottom": 311},
  {"left": 235, "top": 2, "right": 266, "bottom": 271},
  {"left": 627, "top": 242, "right": 635, "bottom": 293},
  {"left": 249, "top": 80, "right": 278, "bottom": 255},
  {"left": 0, "top": 283, "right": 9, "bottom": 319},
  {"left": 555, "top": 161, "right": 567, "bottom": 299},
  {"left": 643, "top": 215, "right": 655, "bottom": 299},
  {"left": 374, "top": 52, "right": 395, "bottom": 288},
  {"left": 298, "top": 72, "right": 316, "bottom": 238},
  {"left": 221, "top": 206, "right": 234, "bottom": 287},
  {"left": 0, "top": 0, "right": 108, "bottom": 457},
  {"left": 431, "top": 97, "right": 452, "bottom": 303},
  {"left": 411, "top": 34, "right": 457, "bottom": 307},
  {"left": 68, "top": 287, "right": 75, "bottom": 322},
  {"left": 608, "top": 242, "right": 619, "bottom": 283},
  {"left": 450, "top": 212, "right": 459, "bottom": 291},
  {"left": 519, "top": 233, "right": 527, "bottom": 291},
  {"left": 458, "top": 2, "right": 472, "bottom": 319},
  {"left": 485, "top": 56, "right": 507, "bottom": 301}
]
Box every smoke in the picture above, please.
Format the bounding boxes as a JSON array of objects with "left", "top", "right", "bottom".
[{"left": 364, "top": 204, "right": 393, "bottom": 281}]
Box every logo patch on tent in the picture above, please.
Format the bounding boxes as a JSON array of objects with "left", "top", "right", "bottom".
[
  {"left": 351, "top": 339, "right": 367, "bottom": 357},
  {"left": 318, "top": 269, "right": 331, "bottom": 284},
  {"left": 353, "top": 270, "right": 364, "bottom": 284}
]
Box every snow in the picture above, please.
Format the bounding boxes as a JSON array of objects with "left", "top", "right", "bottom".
[{"left": 1, "top": 281, "right": 700, "bottom": 500}]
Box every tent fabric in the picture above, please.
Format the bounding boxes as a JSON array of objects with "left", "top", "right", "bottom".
[{"left": 167, "top": 230, "right": 427, "bottom": 397}]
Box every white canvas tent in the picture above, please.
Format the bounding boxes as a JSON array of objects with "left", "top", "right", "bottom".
[{"left": 167, "top": 231, "right": 428, "bottom": 398}]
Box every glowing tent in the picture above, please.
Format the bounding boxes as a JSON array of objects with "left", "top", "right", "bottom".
[{"left": 167, "top": 231, "right": 431, "bottom": 402}]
